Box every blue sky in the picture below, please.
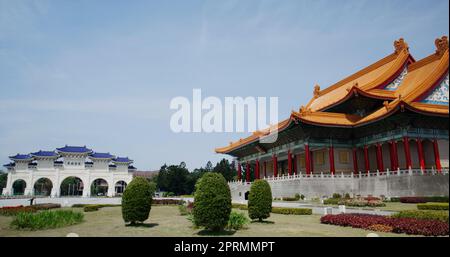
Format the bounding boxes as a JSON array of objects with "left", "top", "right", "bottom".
[{"left": 0, "top": 0, "right": 448, "bottom": 171}]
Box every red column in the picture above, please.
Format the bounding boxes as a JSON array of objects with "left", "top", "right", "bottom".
[
  {"left": 329, "top": 145, "right": 335, "bottom": 175},
  {"left": 293, "top": 154, "right": 297, "bottom": 175},
  {"left": 246, "top": 161, "right": 250, "bottom": 182},
  {"left": 255, "top": 159, "right": 260, "bottom": 180},
  {"left": 305, "top": 144, "right": 311, "bottom": 175},
  {"left": 416, "top": 139, "right": 425, "bottom": 170},
  {"left": 376, "top": 143, "right": 384, "bottom": 171},
  {"left": 237, "top": 162, "right": 242, "bottom": 180},
  {"left": 288, "top": 150, "right": 292, "bottom": 176},
  {"left": 392, "top": 140, "right": 399, "bottom": 171},
  {"left": 272, "top": 154, "right": 278, "bottom": 177},
  {"left": 352, "top": 148, "right": 358, "bottom": 174},
  {"left": 364, "top": 145, "right": 370, "bottom": 174},
  {"left": 433, "top": 139, "right": 442, "bottom": 173},
  {"left": 403, "top": 137, "right": 412, "bottom": 169},
  {"left": 388, "top": 142, "right": 395, "bottom": 171},
  {"left": 263, "top": 161, "right": 267, "bottom": 178}
]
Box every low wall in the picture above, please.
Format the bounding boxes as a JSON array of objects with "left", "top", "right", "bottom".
[{"left": 229, "top": 172, "right": 449, "bottom": 201}]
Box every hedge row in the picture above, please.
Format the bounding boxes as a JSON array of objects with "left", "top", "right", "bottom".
[
  {"left": 232, "top": 203, "right": 248, "bottom": 210},
  {"left": 152, "top": 199, "right": 184, "bottom": 205},
  {"left": 320, "top": 213, "right": 449, "bottom": 236},
  {"left": 392, "top": 210, "right": 449, "bottom": 223},
  {"left": 71, "top": 204, "right": 121, "bottom": 212},
  {"left": 390, "top": 196, "right": 449, "bottom": 203},
  {"left": 271, "top": 207, "right": 312, "bottom": 215},
  {"left": 417, "top": 203, "right": 449, "bottom": 211}
]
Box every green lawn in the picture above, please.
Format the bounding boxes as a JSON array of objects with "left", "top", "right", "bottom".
[{"left": 0, "top": 205, "right": 417, "bottom": 237}]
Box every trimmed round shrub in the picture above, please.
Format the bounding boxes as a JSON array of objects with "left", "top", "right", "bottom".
[
  {"left": 193, "top": 173, "right": 231, "bottom": 231},
  {"left": 121, "top": 177, "right": 155, "bottom": 224},
  {"left": 248, "top": 179, "right": 272, "bottom": 221}
]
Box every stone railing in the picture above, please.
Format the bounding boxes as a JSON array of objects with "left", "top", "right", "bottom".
[{"left": 228, "top": 167, "right": 449, "bottom": 185}]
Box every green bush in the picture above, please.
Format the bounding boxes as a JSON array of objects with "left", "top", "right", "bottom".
[
  {"left": 193, "top": 173, "right": 231, "bottom": 231},
  {"left": 122, "top": 177, "right": 155, "bottom": 224},
  {"left": 11, "top": 210, "right": 84, "bottom": 230},
  {"left": 271, "top": 207, "right": 312, "bottom": 215},
  {"left": 227, "top": 211, "right": 250, "bottom": 230},
  {"left": 392, "top": 210, "right": 449, "bottom": 222},
  {"left": 178, "top": 205, "right": 191, "bottom": 216},
  {"left": 83, "top": 205, "right": 99, "bottom": 212},
  {"left": 323, "top": 198, "right": 340, "bottom": 205},
  {"left": 248, "top": 180, "right": 272, "bottom": 221},
  {"left": 332, "top": 193, "right": 342, "bottom": 199},
  {"left": 417, "top": 203, "right": 449, "bottom": 211}
]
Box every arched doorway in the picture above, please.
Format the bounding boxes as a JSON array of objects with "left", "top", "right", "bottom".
[
  {"left": 60, "top": 177, "right": 84, "bottom": 196},
  {"left": 91, "top": 179, "right": 108, "bottom": 196},
  {"left": 244, "top": 191, "right": 250, "bottom": 200},
  {"left": 12, "top": 179, "right": 26, "bottom": 195},
  {"left": 115, "top": 181, "right": 127, "bottom": 195},
  {"left": 34, "top": 178, "right": 53, "bottom": 196}
]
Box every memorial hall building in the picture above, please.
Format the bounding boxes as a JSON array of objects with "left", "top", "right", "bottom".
[{"left": 216, "top": 37, "right": 449, "bottom": 199}]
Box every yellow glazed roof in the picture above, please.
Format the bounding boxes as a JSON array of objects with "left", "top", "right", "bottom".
[{"left": 216, "top": 37, "right": 449, "bottom": 154}]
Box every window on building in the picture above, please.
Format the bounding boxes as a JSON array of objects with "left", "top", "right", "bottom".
[{"left": 315, "top": 151, "right": 325, "bottom": 165}]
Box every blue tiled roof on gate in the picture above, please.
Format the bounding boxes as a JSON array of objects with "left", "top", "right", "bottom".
[
  {"left": 9, "top": 154, "right": 33, "bottom": 160},
  {"left": 90, "top": 152, "right": 115, "bottom": 159},
  {"left": 3, "top": 162, "right": 15, "bottom": 167},
  {"left": 56, "top": 145, "right": 93, "bottom": 154},
  {"left": 31, "top": 150, "right": 59, "bottom": 157},
  {"left": 113, "top": 157, "right": 133, "bottom": 163}
]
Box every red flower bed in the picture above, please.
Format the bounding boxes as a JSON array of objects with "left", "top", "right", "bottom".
[
  {"left": 320, "top": 214, "right": 449, "bottom": 236},
  {"left": 0, "top": 205, "right": 37, "bottom": 216},
  {"left": 399, "top": 197, "right": 427, "bottom": 203}
]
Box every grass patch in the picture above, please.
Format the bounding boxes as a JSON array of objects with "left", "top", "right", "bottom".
[{"left": 11, "top": 210, "right": 84, "bottom": 230}]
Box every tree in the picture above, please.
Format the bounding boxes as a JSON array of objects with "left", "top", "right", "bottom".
[
  {"left": 193, "top": 173, "right": 231, "bottom": 231},
  {"left": 156, "top": 163, "right": 190, "bottom": 195},
  {"left": 122, "top": 177, "right": 155, "bottom": 225},
  {"left": 248, "top": 179, "right": 272, "bottom": 221},
  {"left": 0, "top": 171, "right": 6, "bottom": 195},
  {"left": 213, "top": 159, "right": 236, "bottom": 181}
]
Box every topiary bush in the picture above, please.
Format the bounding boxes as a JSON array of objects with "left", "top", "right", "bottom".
[
  {"left": 122, "top": 177, "right": 155, "bottom": 225},
  {"left": 248, "top": 180, "right": 272, "bottom": 221},
  {"left": 193, "top": 173, "right": 231, "bottom": 231}
]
